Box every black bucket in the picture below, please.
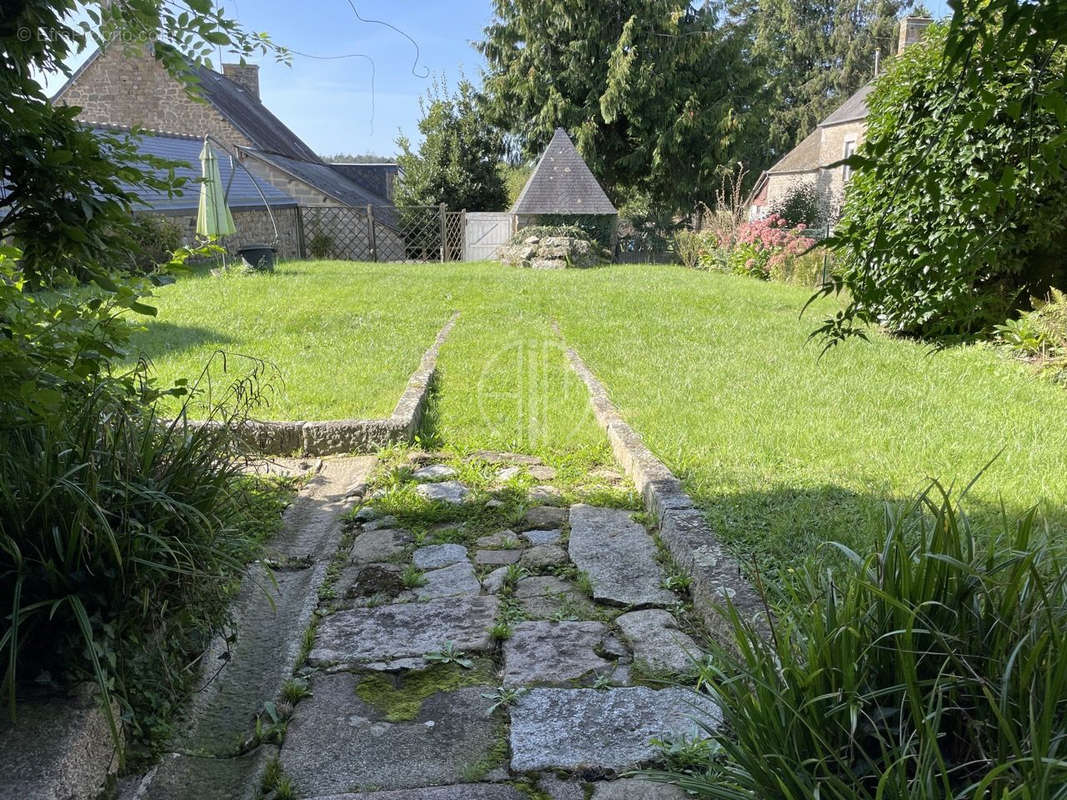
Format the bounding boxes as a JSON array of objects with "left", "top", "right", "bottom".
[{"left": 237, "top": 244, "right": 277, "bottom": 272}]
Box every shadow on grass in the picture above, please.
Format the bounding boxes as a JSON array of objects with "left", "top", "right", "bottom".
[
  {"left": 690, "top": 482, "right": 1067, "bottom": 590},
  {"left": 130, "top": 321, "right": 233, "bottom": 358},
  {"left": 415, "top": 370, "right": 444, "bottom": 451}
]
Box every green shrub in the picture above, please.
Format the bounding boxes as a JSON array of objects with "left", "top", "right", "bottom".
[
  {"left": 726, "top": 241, "right": 770, "bottom": 280},
  {"left": 510, "top": 224, "right": 590, "bottom": 245},
  {"left": 122, "top": 214, "right": 184, "bottom": 274},
  {"left": 0, "top": 247, "right": 284, "bottom": 756},
  {"left": 674, "top": 230, "right": 703, "bottom": 269},
  {"left": 996, "top": 288, "right": 1067, "bottom": 382},
  {"left": 650, "top": 481, "right": 1067, "bottom": 798},
  {"left": 768, "top": 248, "right": 827, "bottom": 288},
  {"left": 525, "top": 214, "right": 617, "bottom": 249},
  {"left": 820, "top": 25, "right": 1067, "bottom": 343},
  {"left": 770, "top": 181, "right": 822, "bottom": 228},
  {"left": 308, "top": 230, "right": 334, "bottom": 259}
]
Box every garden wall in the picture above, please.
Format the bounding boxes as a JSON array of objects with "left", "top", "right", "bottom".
[{"left": 146, "top": 207, "right": 303, "bottom": 260}]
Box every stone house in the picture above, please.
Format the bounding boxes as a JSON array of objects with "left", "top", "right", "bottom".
[
  {"left": 52, "top": 43, "right": 397, "bottom": 259},
  {"left": 748, "top": 17, "right": 934, "bottom": 224}
]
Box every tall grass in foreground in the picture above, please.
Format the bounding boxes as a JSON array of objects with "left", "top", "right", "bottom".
[
  {"left": 0, "top": 355, "right": 281, "bottom": 755},
  {"left": 653, "top": 482, "right": 1067, "bottom": 799}
]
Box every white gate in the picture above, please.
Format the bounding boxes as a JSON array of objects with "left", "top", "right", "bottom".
[{"left": 463, "top": 212, "right": 514, "bottom": 262}]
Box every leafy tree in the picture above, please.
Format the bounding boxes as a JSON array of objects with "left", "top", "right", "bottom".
[
  {"left": 815, "top": 23, "right": 1067, "bottom": 343},
  {"left": 394, "top": 77, "right": 508, "bottom": 211},
  {"left": 751, "top": 0, "right": 913, "bottom": 166},
  {"left": 499, "top": 162, "right": 532, "bottom": 206},
  {"left": 477, "top": 0, "right": 765, "bottom": 215}
]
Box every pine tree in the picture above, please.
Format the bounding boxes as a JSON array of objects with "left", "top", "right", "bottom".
[
  {"left": 753, "top": 0, "right": 910, "bottom": 165},
  {"left": 477, "top": 0, "right": 766, "bottom": 215}
]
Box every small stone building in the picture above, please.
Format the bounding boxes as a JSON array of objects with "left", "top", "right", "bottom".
[
  {"left": 52, "top": 43, "right": 396, "bottom": 259},
  {"left": 511, "top": 128, "right": 617, "bottom": 246},
  {"left": 748, "top": 17, "right": 934, "bottom": 223}
]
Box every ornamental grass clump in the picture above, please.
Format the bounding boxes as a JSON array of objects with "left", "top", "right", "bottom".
[
  {"left": 651, "top": 480, "right": 1067, "bottom": 799},
  {"left": 0, "top": 257, "right": 281, "bottom": 753}
]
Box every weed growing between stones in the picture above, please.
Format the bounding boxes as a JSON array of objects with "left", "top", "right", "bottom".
[
  {"left": 295, "top": 617, "right": 319, "bottom": 669},
  {"left": 459, "top": 730, "right": 510, "bottom": 781},
  {"left": 575, "top": 571, "right": 594, "bottom": 597},
  {"left": 511, "top": 780, "right": 554, "bottom": 800},
  {"left": 260, "top": 756, "right": 296, "bottom": 800},
  {"left": 280, "top": 678, "right": 311, "bottom": 705},
  {"left": 490, "top": 622, "right": 513, "bottom": 641},
  {"left": 401, "top": 564, "right": 428, "bottom": 588}
]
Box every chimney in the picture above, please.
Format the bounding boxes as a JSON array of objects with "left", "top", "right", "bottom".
[
  {"left": 897, "top": 17, "right": 933, "bottom": 55},
  {"left": 222, "top": 63, "right": 260, "bottom": 100}
]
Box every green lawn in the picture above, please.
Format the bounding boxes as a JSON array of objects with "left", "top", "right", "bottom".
[{"left": 135, "top": 260, "right": 1067, "bottom": 576}]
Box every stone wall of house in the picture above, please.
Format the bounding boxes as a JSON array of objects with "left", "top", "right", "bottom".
[
  {"left": 817, "top": 119, "right": 866, "bottom": 208},
  {"left": 763, "top": 172, "right": 818, "bottom": 217},
  {"left": 55, "top": 44, "right": 252, "bottom": 148},
  {"left": 148, "top": 207, "right": 303, "bottom": 260}
]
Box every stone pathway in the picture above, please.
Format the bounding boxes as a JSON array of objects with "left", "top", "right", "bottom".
[{"left": 273, "top": 453, "right": 715, "bottom": 799}]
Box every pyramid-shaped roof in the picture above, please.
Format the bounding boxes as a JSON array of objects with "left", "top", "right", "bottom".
[{"left": 512, "top": 128, "right": 617, "bottom": 215}]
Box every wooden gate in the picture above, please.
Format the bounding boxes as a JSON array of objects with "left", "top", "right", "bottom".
[{"left": 463, "top": 212, "right": 514, "bottom": 262}]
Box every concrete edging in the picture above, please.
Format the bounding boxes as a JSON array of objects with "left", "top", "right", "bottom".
[
  {"left": 559, "top": 336, "right": 766, "bottom": 644},
  {"left": 182, "top": 311, "right": 459, "bottom": 456}
]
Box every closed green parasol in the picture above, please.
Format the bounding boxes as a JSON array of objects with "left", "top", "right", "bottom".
[{"left": 196, "top": 139, "right": 236, "bottom": 238}]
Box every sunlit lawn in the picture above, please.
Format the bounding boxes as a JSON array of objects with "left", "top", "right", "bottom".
[{"left": 134, "top": 260, "right": 1067, "bottom": 576}]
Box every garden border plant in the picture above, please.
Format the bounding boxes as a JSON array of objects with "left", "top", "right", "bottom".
[{"left": 648, "top": 478, "right": 1067, "bottom": 799}]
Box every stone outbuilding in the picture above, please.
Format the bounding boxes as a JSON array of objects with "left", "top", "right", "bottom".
[{"left": 511, "top": 128, "right": 617, "bottom": 246}]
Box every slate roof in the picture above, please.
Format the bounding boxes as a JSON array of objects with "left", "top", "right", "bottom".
[
  {"left": 328, "top": 163, "right": 399, "bottom": 201},
  {"left": 512, "top": 129, "right": 616, "bottom": 215},
  {"left": 766, "top": 128, "right": 822, "bottom": 175},
  {"left": 820, "top": 83, "right": 873, "bottom": 126},
  {"left": 186, "top": 64, "right": 321, "bottom": 162},
  {"left": 762, "top": 83, "right": 872, "bottom": 180},
  {"left": 53, "top": 47, "right": 393, "bottom": 210},
  {"left": 242, "top": 150, "right": 398, "bottom": 227},
  {"left": 96, "top": 127, "right": 296, "bottom": 212}
]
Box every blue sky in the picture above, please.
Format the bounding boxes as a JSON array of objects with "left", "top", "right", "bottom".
[
  {"left": 229, "top": 0, "right": 495, "bottom": 157},
  {"left": 47, "top": 0, "right": 952, "bottom": 158}
]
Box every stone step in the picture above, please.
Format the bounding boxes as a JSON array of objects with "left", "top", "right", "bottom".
[
  {"left": 509, "top": 687, "right": 718, "bottom": 772},
  {"left": 568, "top": 505, "right": 676, "bottom": 607}
]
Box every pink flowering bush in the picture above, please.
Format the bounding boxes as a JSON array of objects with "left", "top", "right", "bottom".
[
  {"left": 693, "top": 213, "right": 822, "bottom": 284},
  {"left": 729, "top": 214, "right": 816, "bottom": 279}
]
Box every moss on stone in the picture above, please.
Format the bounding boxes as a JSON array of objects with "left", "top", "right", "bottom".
[
  {"left": 459, "top": 727, "right": 510, "bottom": 781},
  {"left": 354, "top": 660, "right": 495, "bottom": 722}
]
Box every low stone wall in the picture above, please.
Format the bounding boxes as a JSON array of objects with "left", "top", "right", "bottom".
[
  {"left": 147, "top": 206, "right": 303, "bottom": 260},
  {"left": 180, "top": 312, "right": 459, "bottom": 456},
  {"left": 559, "top": 331, "right": 767, "bottom": 645},
  {"left": 498, "top": 235, "right": 603, "bottom": 269}
]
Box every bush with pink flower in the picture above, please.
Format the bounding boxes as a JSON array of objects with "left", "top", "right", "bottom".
[{"left": 695, "top": 213, "right": 823, "bottom": 285}]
